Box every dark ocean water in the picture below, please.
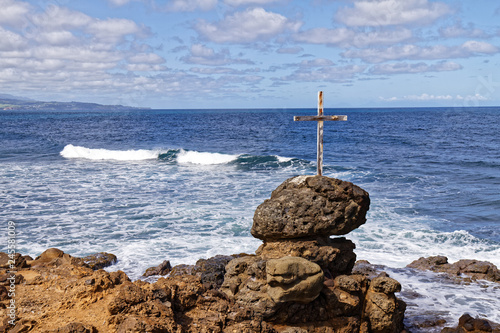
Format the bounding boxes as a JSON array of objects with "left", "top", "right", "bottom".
[{"left": 1, "top": 107, "right": 499, "bottom": 326}]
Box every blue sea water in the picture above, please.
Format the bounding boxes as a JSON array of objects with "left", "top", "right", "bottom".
[{"left": 1, "top": 107, "right": 500, "bottom": 327}]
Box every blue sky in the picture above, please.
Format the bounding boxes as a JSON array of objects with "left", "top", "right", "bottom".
[{"left": 1, "top": 0, "right": 500, "bottom": 109}]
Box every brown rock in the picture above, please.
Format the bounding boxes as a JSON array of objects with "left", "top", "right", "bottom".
[
  {"left": 0, "top": 285, "right": 8, "bottom": 301},
  {"left": 142, "top": 260, "right": 172, "bottom": 277},
  {"left": 221, "top": 255, "right": 276, "bottom": 318},
  {"left": 407, "top": 256, "right": 500, "bottom": 282},
  {"left": 352, "top": 260, "right": 387, "bottom": 279},
  {"left": 0, "top": 252, "right": 29, "bottom": 269},
  {"left": 251, "top": 176, "right": 370, "bottom": 240},
  {"left": 442, "top": 313, "right": 500, "bottom": 333},
  {"left": 36, "top": 248, "right": 65, "bottom": 261},
  {"left": 266, "top": 256, "right": 324, "bottom": 304},
  {"left": 46, "top": 322, "right": 97, "bottom": 333},
  {"left": 257, "top": 237, "right": 356, "bottom": 277},
  {"left": 170, "top": 254, "right": 243, "bottom": 289},
  {"left": 8, "top": 319, "right": 37, "bottom": 333},
  {"left": 81, "top": 252, "right": 117, "bottom": 270},
  {"left": 363, "top": 276, "right": 406, "bottom": 333}
]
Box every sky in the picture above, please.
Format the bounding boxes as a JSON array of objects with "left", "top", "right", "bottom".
[{"left": 1, "top": 0, "right": 500, "bottom": 109}]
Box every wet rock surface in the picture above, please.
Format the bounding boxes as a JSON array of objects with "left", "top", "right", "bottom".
[
  {"left": 442, "top": 313, "right": 500, "bottom": 333},
  {"left": 81, "top": 252, "right": 118, "bottom": 270},
  {"left": 142, "top": 260, "right": 172, "bottom": 277},
  {"left": 407, "top": 256, "right": 500, "bottom": 283}
]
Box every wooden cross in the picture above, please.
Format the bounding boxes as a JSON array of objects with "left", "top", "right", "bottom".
[{"left": 294, "top": 91, "right": 347, "bottom": 176}]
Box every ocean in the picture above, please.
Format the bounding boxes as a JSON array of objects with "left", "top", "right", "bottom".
[{"left": 1, "top": 107, "right": 499, "bottom": 328}]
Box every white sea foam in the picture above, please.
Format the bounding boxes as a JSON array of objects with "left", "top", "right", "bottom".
[
  {"left": 60, "top": 144, "right": 159, "bottom": 161},
  {"left": 176, "top": 149, "right": 239, "bottom": 165},
  {"left": 388, "top": 268, "right": 500, "bottom": 331},
  {"left": 276, "top": 155, "right": 293, "bottom": 162}
]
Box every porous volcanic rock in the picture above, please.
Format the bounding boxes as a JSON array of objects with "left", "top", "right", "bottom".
[
  {"left": 251, "top": 175, "right": 370, "bottom": 240},
  {"left": 256, "top": 237, "right": 356, "bottom": 277},
  {"left": 363, "top": 276, "right": 406, "bottom": 333}
]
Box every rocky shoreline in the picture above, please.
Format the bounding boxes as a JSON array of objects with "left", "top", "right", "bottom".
[{"left": 1, "top": 175, "right": 499, "bottom": 332}]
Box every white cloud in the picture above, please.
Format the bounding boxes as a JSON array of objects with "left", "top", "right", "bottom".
[
  {"left": 126, "top": 64, "right": 168, "bottom": 71},
  {"left": 181, "top": 44, "right": 254, "bottom": 65},
  {"left": 298, "top": 58, "right": 335, "bottom": 67},
  {"left": 380, "top": 93, "right": 488, "bottom": 101},
  {"left": 343, "top": 41, "right": 499, "bottom": 63},
  {"left": 336, "top": 0, "right": 451, "bottom": 27},
  {"left": 369, "top": 61, "right": 462, "bottom": 74},
  {"left": 128, "top": 53, "right": 165, "bottom": 64},
  {"left": 224, "top": 0, "right": 280, "bottom": 5},
  {"left": 196, "top": 7, "right": 302, "bottom": 43},
  {"left": 294, "top": 28, "right": 354, "bottom": 45},
  {"left": 165, "top": 0, "right": 217, "bottom": 12},
  {"left": 35, "top": 31, "right": 78, "bottom": 46},
  {"left": 0, "top": 27, "right": 27, "bottom": 51},
  {"left": 439, "top": 20, "right": 486, "bottom": 38},
  {"left": 86, "top": 18, "right": 145, "bottom": 44},
  {"left": 107, "top": 0, "right": 135, "bottom": 6},
  {"left": 462, "top": 40, "right": 498, "bottom": 53},
  {"left": 32, "top": 5, "right": 92, "bottom": 31},
  {"left": 277, "top": 64, "right": 366, "bottom": 82},
  {"left": 294, "top": 27, "right": 412, "bottom": 47},
  {"left": 0, "top": 0, "right": 31, "bottom": 28},
  {"left": 0, "top": 2, "right": 169, "bottom": 102}
]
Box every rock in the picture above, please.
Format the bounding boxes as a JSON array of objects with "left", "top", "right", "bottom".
[
  {"left": 7, "top": 319, "right": 37, "bottom": 333},
  {"left": 221, "top": 255, "right": 276, "bottom": 318},
  {"left": 407, "top": 256, "right": 500, "bottom": 283},
  {"left": 170, "top": 254, "right": 243, "bottom": 289},
  {"left": 0, "top": 273, "right": 24, "bottom": 285},
  {"left": 0, "top": 252, "right": 29, "bottom": 269},
  {"left": 35, "top": 248, "right": 65, "bottom": 261},
  {"left": 81, "top": 252, "right": 117, "bottom": 270},
  {"left": 352, "top": 260, "right": 388, "bottom": 279},
  {"left": 441, "top": 313, "right": 500, "bottom": 333},
  {"left": 47, "top": 322, "right": 97, "bottom": 333},
  {"left": 0, "top": 286, "right": 8, "bottom": 301},
  {"left": 142, "top": 260, "right": 172, "bottom": 277},
  {"left": 31, "top": 248, "right": 85, "bottom": 269},
  {"left": 370, "top": 276, "right": 401, "bottom": 294},
  {"left": 257, "top": 237, "right": 356, "bottom": 277},
  {"left": 266, "top": 257, "right": 324, "bottom": 304},
  {"left": 363, "top": 276, "right": 406, "bottom": 333},
  {"left": 251, "top": 176, "right": 370, "bottom": 240}
]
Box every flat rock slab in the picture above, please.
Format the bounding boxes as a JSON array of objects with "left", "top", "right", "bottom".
[{"left": 251, "top": 176, "right": 370, "bottom": 240}]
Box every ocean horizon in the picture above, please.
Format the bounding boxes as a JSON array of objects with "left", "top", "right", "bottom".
[{"left": 1, "top": 106, "right": 499, "bottom": 329}]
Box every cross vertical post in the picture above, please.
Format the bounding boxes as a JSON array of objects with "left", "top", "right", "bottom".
[
  {"left": 317, "top": 91, "right": 324, "bottom": 176},
  {"left": 294, "top": 92, "right": 347, "bottom": 176}
]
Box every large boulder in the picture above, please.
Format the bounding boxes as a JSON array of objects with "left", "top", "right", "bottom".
[{"left": 251, "top": 175, "right": 370, "bottom": 240}]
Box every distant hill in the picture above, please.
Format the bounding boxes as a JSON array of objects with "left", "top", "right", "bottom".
[{"left": 0, "top": 94, "right": 149, "bottom": 111}]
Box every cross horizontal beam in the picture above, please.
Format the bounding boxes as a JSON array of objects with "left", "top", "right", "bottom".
[{"left": 294, "top": 115, "right": 347, "bottom": 122}]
